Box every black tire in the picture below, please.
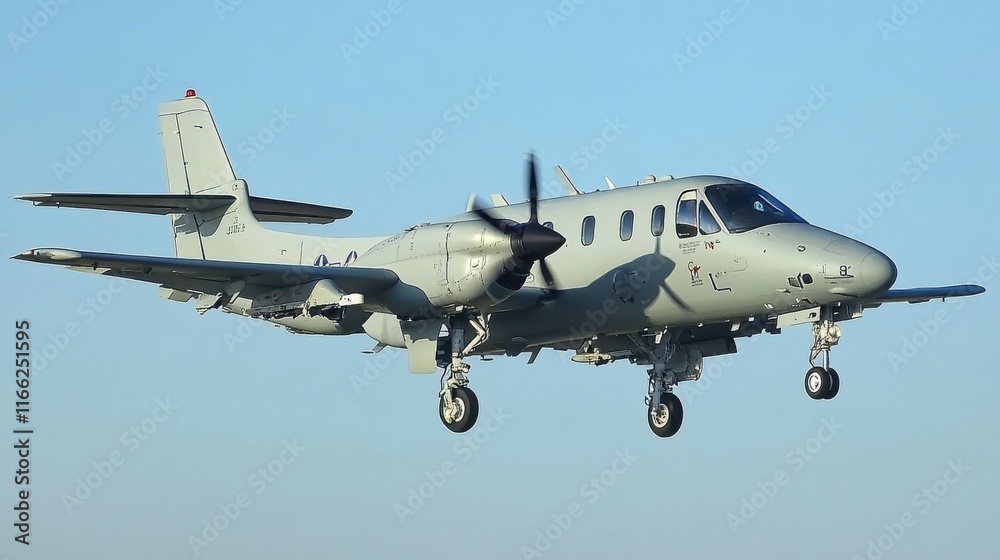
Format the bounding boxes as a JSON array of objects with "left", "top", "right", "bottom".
[
  {"left": 647, "top": 392, "right": 683, "bottom": 438},
  {"left": 824, "top": 368, "right": 840, "bottom": 400},
  {"left": 805, "top": 367, "right": 830, "bottom": 400},
  {"left": 439, "top": 387, "right": 479, "bottom": 433}
]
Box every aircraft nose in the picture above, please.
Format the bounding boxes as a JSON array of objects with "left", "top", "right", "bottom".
[{"left": 859, "top": 250, "right": 897, "bottom": 295}]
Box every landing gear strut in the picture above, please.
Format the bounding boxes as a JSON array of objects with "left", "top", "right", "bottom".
[
  {"left": 805, "top": 310, "right": 841, "bottom": 400},
  {"left": 438, "top": 316, "right": 481, "bottom": 433},
  {"left": 640, "top": 330, "right": 685, "bottom": 438}
]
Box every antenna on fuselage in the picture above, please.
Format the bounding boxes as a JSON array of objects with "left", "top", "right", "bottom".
[
  {"left": 604, "top": 176, "right": 618, "bottom": 189},
  {"left": 554, "top": 165, "right": 582, "bottom": 195}
]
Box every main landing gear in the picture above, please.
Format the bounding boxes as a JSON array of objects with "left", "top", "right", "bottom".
[
  {"left": 438, "top": 315, "right": 485, "bottom": 433},
  {"left": 633, "top": 329, "right": 692, "bottom": 438},
  {"left": 805, "top": 311, "right": 841, "bottom": 400}
]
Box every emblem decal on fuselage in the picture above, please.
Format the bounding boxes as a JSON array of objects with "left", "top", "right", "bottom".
[{"left": 688, "top": 261, "right": 703, "bottom": 286}]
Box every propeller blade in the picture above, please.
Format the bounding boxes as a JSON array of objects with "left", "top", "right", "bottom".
[
  {"left": 527, "top": 152, "right": 539, "bottom": 224},
  {"left": 471, "top": 200, "right": 506, "bottom": 233},
  {"left": 538, "top": 257, "right": 558, "bottom": 290}
]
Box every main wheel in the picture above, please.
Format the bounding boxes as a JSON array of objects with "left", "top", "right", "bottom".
[
  {"left": 805, "top": 367, "right": 830, "bottom": 400},
  {"left": 824, "top": 368, "right": 840, "bottom": 400},
  {"left": 439, "top": 387, "right": 479, "bottom": 433},
  {"left": 648, "top": 392, "right": 683, "bottom": 438}
]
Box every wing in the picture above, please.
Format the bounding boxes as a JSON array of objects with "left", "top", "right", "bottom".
[
  {"left": 12, "top": 248, "right": 397, "bottom": 307},
  {"left": 863, "top": 284, "right": 985, "bottom": 306}
]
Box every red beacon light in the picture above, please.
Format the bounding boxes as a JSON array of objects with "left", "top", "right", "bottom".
[{"left": 185, "top": 89, "right": 197, "bottom": 98}]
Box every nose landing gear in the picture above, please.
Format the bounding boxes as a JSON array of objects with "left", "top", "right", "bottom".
[{"left": 805, "top": 309, "right": 842, "bottom": 400}]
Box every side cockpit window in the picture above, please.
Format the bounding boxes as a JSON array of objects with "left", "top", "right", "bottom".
[
  {"left": 651, "top": 205, "right": 665, "bottom": 237},
  {"left": 675, "top": 190, "right": 698, "bottom": 238}
]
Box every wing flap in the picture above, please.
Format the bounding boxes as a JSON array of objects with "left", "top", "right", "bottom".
[{"left": 12, "top": 248, "right": 398, "bottom": 293}]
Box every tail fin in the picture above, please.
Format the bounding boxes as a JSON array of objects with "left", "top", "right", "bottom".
[
  {"left": 158, "top": 92, "right": 236, "bottom": 195},
  {"left": 158, "top": 92, "right": 249, "bottom": 260}
]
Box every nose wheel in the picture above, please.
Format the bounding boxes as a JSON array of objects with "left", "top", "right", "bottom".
[{"left": 804, "top": 367, "right": 840, "bottom": 400}]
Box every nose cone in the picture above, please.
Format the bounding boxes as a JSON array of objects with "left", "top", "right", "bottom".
[
  {"left": 859, "top": 250, "right": 897, "bottom": 295},
  {"left": 514, "top": 223, "right": 566, "bottom": 260}
]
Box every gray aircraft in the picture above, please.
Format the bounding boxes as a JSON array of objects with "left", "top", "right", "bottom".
[{"left": 14, "top": 91, "right": 986, "bottom": 437}]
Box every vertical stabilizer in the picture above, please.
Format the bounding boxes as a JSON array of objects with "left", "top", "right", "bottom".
[{"left": 158, "top": 92, "right": 240, "bottom": 259}]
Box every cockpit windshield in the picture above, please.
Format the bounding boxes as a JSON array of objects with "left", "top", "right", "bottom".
[{"left": 704, "top": 184, "right": 806, "bottom": 233}]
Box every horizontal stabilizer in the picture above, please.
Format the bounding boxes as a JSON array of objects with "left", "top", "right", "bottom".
[
  {"left": 247, "top": 196, "right": 353, "bottom": 224},
  {"left": 869, "top": 284, "right": 985, "bottom": 304},
  {"left": 14, "top": 193, "right": 234, "bottom": 214},
  {"left": 14, "top": 193, "right": 353, "bottom": 224}
]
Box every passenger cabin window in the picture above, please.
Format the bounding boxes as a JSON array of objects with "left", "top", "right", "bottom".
[
  {"left": 620, "top": 210, "right": 634, "bottom": 241},
  {"left": 651, "top": 205, "right": 665, "bottom": 236},
  {"left": 676, "top": 190, "right": 698, "bottom": 238},
  {"left": 698, "top": 201, "right": 721, "bottom": 235},
  {"left": 581, "top": 215, "right": 596, "bottom": 246}
]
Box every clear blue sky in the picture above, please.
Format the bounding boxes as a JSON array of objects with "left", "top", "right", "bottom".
[{"left": 2, "top": 1, "right": 998, "bottom": 558}]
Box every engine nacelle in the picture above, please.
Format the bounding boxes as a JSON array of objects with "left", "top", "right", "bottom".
[{"left": 353, "top": 220, "right": 527, "bottom": 313}]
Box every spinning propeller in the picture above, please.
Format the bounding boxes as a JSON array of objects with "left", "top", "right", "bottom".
[{"left": 472, "top": 153, "right": 565, "bottom": 290}]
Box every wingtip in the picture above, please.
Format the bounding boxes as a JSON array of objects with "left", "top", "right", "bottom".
[
  {"left": 12, "top": 193, "right": 48, "bottom": 201},
  {"left": 12, "top": 248, "right": 82, "bottom": 261}
]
